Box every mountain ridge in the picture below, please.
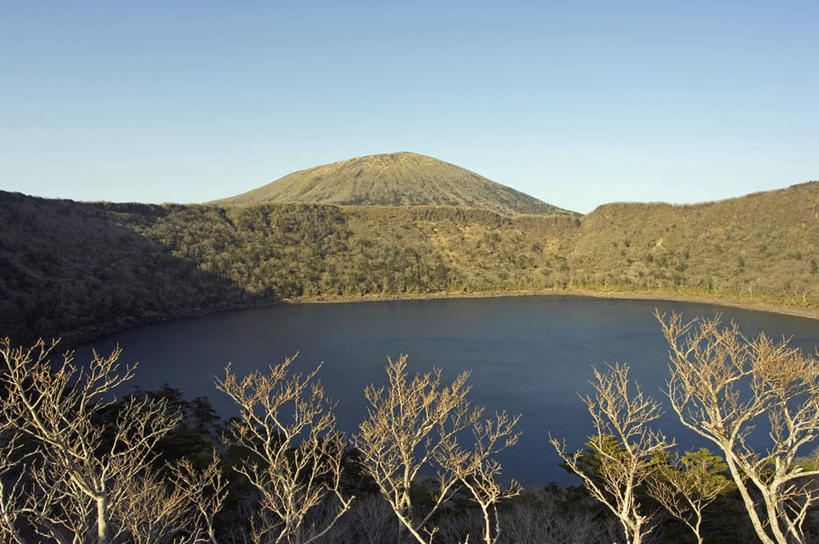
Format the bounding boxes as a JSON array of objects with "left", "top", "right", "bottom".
[{"left": 587, "top": 180, "right": 819, "bottom": 214}]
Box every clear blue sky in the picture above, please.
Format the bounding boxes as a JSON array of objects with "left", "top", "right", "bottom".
[{"left": 1, "top": 1, "right": 817, "bottom": 214}]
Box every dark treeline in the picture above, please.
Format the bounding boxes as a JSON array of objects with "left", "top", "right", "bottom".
[{"left": 1, "top": 181, "right": 818, "bottom": 344}]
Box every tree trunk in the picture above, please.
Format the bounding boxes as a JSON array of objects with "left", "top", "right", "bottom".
[
  {"left": 631, "top": 519, "right": 642, "bottom": 544},
  {"left": 397, "top": 516, "right": 404, "bottom": 544},
  {"left": 723, "top": 455, "right": 776, "bottom": 544},
  {"left": 96, "top": 494, "right": 109, "bottom": 544},
  {"left": 482, "top": 505, "right": 492, "bottom": 544},
  {"left": 694, "top": 516, "right": 704, "bottom": 544},
  {"left": 762, "top": 493, "right": 789, "bottom": 544}
]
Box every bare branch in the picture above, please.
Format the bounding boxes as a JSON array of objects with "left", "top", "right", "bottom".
[
  {"left": 356, "top": 355, "right": 517, "bottom": 544},
  {"left": 550, "top": 362, "right": 671, "bottom": 544},
  {"left": 216, "top": 355, "right": 354, "bottom": 544},
  {"left": 646, "top": 448, "right": 730, "bottom": 544},
  {"left": 0, "top": 337, "right": 221, "bottom": 544},
  {"left": 658, "top": 311, "right": 819, "bottom": 544}
]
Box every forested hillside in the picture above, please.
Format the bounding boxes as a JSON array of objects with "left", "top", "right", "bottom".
[
  {"left": 1, "top": 181, "right": 817, "bottom": 344},
  {"left": 0, "top": 193, "right": 261, "bottom": 343},
  {"left": 569, "top": 181, "right": 819, "bottom": 306}
]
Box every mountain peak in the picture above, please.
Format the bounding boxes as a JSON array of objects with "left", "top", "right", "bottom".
[{"left": 213, "top": 152, "right": 575, "bottom": 216}]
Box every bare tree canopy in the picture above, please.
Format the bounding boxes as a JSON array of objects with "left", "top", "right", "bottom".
[
  {"left": 216, "top": 356, "right": 354, "bottom": 544},
  {"left": 658, "top": 311, "right": 819, "bottom": 544},
  {"left": 0, "top": 338, "right": 226, "bottom": 544},
  {"left": 5, "top": 309, "right": 819, "bottom": 543},
  {"left": 550, "top": 363, "right": 672, "bottom": 544},
  {"left": 356, "top": 355, "right": 520, "bottom": 544}
]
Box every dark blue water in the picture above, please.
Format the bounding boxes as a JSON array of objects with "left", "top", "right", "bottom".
[{"left": 77, "top": 296, "right": 819, "bottom": 484}]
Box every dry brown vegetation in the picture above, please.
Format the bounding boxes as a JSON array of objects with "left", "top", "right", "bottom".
[{"left": 570, "top": 182, "right": 819, "bottom": 307}]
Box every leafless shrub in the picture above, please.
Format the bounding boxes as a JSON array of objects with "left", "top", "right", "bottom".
[
  {"left": 113, "top": 457, "right": 227, "bottom": 544},
  {"left": 0, "top": 423, "right": 29, "bottom": 543},
  {"left": 496, "top": 490, "right": 609, "bottom": 544},
  {"left": 312, "top": 493, "right": 395, "bottom": 544},
  {"left": 439, "top": 412, "right": 521, "bottom": 544},
  {"left": 216, "top": 356, "right": 353, "bottom": 544},
  {"left": 645, "top": 448, "right": 730, "bottom": 544}
]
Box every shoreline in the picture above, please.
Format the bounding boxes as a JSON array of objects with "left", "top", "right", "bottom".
[
  {"left": 288, "top": 288, "right": 819, "bottom": 320},
  {"left": 67, "top": 288, "right": 818, "bottom": 348}
]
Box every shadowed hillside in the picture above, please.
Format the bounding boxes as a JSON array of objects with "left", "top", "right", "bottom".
[
  {"left": 213, "top": 152, "right": 575, "bottom": 216},
  {"left": 0, "top": 193, "right": 267, "bottom": 343}
]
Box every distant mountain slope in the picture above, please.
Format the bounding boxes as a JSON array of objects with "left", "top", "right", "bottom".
[{"left": 213, "top": 152, "right": 575, "bottom": 216}]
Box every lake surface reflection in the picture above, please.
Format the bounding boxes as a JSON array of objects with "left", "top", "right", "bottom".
[{"left": 78, "top": 296, "right": 819, "bottom": 484}]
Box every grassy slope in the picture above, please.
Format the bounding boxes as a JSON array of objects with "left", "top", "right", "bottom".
[
  {"left": 213, "top": 152, "right": 574, "bottom": 216},
  {"left": 1, "top": 182, "right": 816, "bottom": 344}
]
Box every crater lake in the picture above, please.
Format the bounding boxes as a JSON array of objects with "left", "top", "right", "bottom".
[{"left": 76, "top": 295, "right": 819, "bottom": 484}]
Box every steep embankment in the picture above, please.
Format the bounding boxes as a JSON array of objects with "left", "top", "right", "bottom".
[
  {"left": 213, "top": 152, "right": 575, "bottom": 216},
  {"left": 1, "top": 183, "right": 816, "bottom": 344}
]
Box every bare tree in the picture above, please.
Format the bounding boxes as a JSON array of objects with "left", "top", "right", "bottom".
[
  {"left": 355, "top": 355, "right": 481, "bottom": 544},
  {"left": 659, "top": 311, "right": 819, "bottom": 544},
  {"left": 440, "top": 412, "right": 521, "bottom": 544},
  {"left": 0, "top": 337, "right": 224, "bottom": 544},
  {"left": 216, "top": 356, "right": 354, "bottom": 544},
  {"left": 112, "top": 457, "right": 227, "bottom": 544},
  {"left": 646, "top": 448, "right": 730, "bottom": 544},
  {"left": 173, "top": 457, "right": 229, "bottom": 544},
  {"left": 0, "top": 420, "right": 29, "bottom": 544},
  {"left": 550, "top": 363, "right": 672, "bottom": 544}
]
